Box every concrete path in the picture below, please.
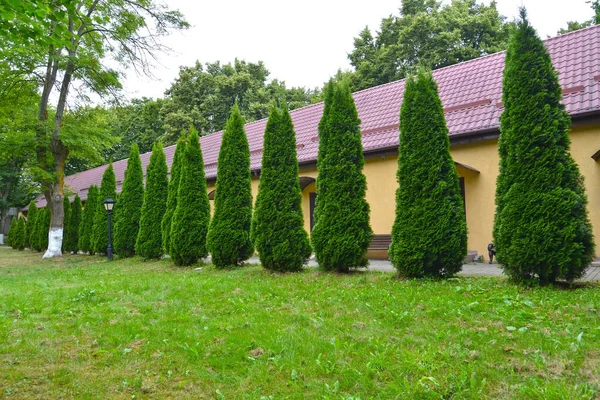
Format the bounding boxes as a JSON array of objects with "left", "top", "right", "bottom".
[{"left": 245, "top": 255, "right": 600, "bottom": 282}]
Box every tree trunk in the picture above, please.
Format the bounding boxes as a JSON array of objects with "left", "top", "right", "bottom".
[{"left": 42, "top": 55, "right": 74, "bottom": 258}]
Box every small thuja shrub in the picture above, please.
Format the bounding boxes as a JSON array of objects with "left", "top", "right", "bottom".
[
  {"left": 114, "top": 144, "right": 144, "bottom": 257},
  {"left": 92, "top": 164, "right": 117, "bottom": 254},
  {"left": 62, "top": 196, "right": 71, "bottom": 253},
  {"left": 25, "top": 201, "right": 38, "bottom": 250},
  {"left": 136, "top": 142, "right": 169, "bottom": 259},
  {"left": 64, "top": 195, "right": 82, "bottom": 253},
  {"left": 161, "top": 137, "right": 185, "bottom": 255},
  {"left": 170, "top": 129, "right": 211, "bottom": 266},
  {"left": 79, "top": 185, "right": 100, "bottom": 254}
]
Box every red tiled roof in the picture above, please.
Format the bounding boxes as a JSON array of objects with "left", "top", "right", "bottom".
[{"left": 34, "top": 25, "right": 600, "bottom": 209}]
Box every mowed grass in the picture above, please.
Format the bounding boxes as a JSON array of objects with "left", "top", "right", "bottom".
[{"left": 0, "top": 248, "right": 599, "bottom": 399}]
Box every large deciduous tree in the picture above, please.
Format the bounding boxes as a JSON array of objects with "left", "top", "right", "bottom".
[
  {"left": 114, "top": 144, "right": 144, "bottom": 257},
  {"left": 92, "top": 164, "right": 116, "bottom": 255},
  {"left": 311, "top": 82, "right": 372, "bottom": 272},
  {"left": 207, "top": 105, "right": 254, "bottom": 268},
  {"left": 1, "top": 0, "right": 188, "bottom": 258},
  {"left": 170, "top": 130, "right": 211, "bottom": 266},
  {"left": 136, "top": 143, "right": 168, "bottom": 259},
  {"left": 161, "top": 59, "right": 319, "bottom": 141},
  {"left": 493, "top": 9, "right": 594, "bottom": 283},
  {"left": 559, "top": 0, "right": 599, "bottom": 34},
  {"left": 252, "top": 105, "right": 311, "bottom": 272},
  {"left": 345, "top": 0, "right": 512, "bottom": 91},
  {"left": 161, "top": 135, "right": 185, "bottom": 255},
  {"left": 389, "top": 70, "right": 467, "bottom": 278}
]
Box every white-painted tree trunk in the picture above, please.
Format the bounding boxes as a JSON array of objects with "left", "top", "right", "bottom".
[{"left": 43, "top": 227, "right": 63, "bottom": 259}]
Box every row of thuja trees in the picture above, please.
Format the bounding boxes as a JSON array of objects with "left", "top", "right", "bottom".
[
  {"left": 8, "top": 10, "right": 594, "bottom": 282},
  {"left": 389, "top": 9, "right": 595, "bottom": 283}
]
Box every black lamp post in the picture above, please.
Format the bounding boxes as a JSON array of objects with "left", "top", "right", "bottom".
[{"left": 103, "top": 197, "right": 115, "bottom": 260}]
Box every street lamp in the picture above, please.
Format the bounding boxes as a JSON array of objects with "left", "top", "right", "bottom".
[{"left": 103, "top": 197, "right": 115, "bottom": 261}]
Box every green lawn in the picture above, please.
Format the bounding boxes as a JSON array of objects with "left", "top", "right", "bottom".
[{"left": 0, "top": 248, "right": 599, "bottom": 399}]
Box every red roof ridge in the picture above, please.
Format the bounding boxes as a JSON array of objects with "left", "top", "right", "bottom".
[{"left": 543, "top": 23, "right": 600, "bottom": 43}]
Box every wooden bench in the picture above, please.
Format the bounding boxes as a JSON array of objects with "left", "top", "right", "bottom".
[{"left": 369, "top": 234, "right": 392, "bottom": 250}]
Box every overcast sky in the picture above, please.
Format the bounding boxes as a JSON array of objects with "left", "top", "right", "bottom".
[{"left": 121, "top": 0, "right": 594, "bottom": 100}]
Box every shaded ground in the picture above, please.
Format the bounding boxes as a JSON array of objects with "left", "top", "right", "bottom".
[{"left": 245, "top": 254, "right": 600, "bottom": 281}]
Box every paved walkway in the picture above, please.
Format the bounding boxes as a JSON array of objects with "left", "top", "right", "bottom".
[{"left": 245, "top": 256, "right": 600, "bottom": 282}]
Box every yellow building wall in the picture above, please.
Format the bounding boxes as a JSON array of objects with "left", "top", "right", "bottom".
[
  {"left": 569, "top": 122, "right": 600, "bottom": 249},
  {"left": 450, "top": 139, "right": 500, "bottom": 258}
]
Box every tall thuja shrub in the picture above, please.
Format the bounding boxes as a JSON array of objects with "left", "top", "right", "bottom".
[
  {"left": 37, "top": 207, "right": 50, "bottom": 251},
  {"left": 311, "top": 82, "right": 372, "bottom": 272},
  {"left": 79, "top": 185, "right": 100, "bottom": 254},
  {"left": 62, "top": 197, "right": 71, "bottom": 253},
  {"left": 389, "top": 70, "right": 467, "bottom": 277},
  {"left": 161, "top": 137, "right": 185, "bottom": 255},
  {"left": 170, "top": 130, "right": 211, "bottom": 266},
  {"left": 65, "top": 195, "right": 82, "bottom": 253},
  {"left": 314, "top": 81, "right": 334, "bottom": 227},
  {"left": 136, "top": 143, "right": 169, "bottom": 259},
  {"left": 252, "top": 106, "right": 311, "bottom": 272},
  {"left": 26, "top": 201, "right": 38, "bottom": 250},
  {"left": 493, "top": 9, "right": 594, "bottom": 283},
  {"left": 114, "top": 144, "right": 144, "bottom": 257},
  {"left": 92, "top": 164, "right": 117, "bottom": 254},
  {"left": 207, "top": 105, "right": 254, "bottom": 267}
]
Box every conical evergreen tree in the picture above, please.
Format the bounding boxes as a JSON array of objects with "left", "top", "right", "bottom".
[
  {"left": 79, "top": 185, "right": 100, "bottom": 254},
  {"left": 170, "top": 130, "right": 211, "bottom": 266},
  {"left": 389, "top": 70, "right": 467, "bottom": 277},
  {"left": 311, "top": 82, "right": 373, "bottom": 272},
  {"left": 26, "top": 201, "right": 38, "bottom": 250},
  {"left": 252, "top": 105, "right": 311, "bottom": 272},
  {"left": 92, "top": 164, "right": 117, "bottom": 254},
  {"left": 493, "top": 9, "right": 594, "bottom": 283},
  {"left": 30, "top": 208, "right": 42, "bottom": 252},
  {"left": 65, "top": 195, "right": 82, "bottom": 253},
  {"left": 207, "top": 105, "right": 254, "bottom": 267},
  {"left": 161, "top": 137, "right": 185, "bottom": 255},
  {"left": 14, "top": 217, "right": 26, "bottom": 250},
  {"left": 62, "top": 197, "right": 71, "bottom": 253},
  {"left": 314, "top": 81, "right": 334, "bottom": 227},
  {"left": 37, "top": 207, "right": 50, "bottom": 251},
  {"left": 136, "top": 142, "right": 169, "bottom": 259},
  {"left": 114, "top": 144, "right": 144, "bottom": 257},
  {"left": 6, "top": 218, "right": 16, "bottom": 248}
]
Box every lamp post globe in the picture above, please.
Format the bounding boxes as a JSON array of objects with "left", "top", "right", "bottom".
[{"left": 104, "top": 197, "right": 115, "bottom": 260}]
